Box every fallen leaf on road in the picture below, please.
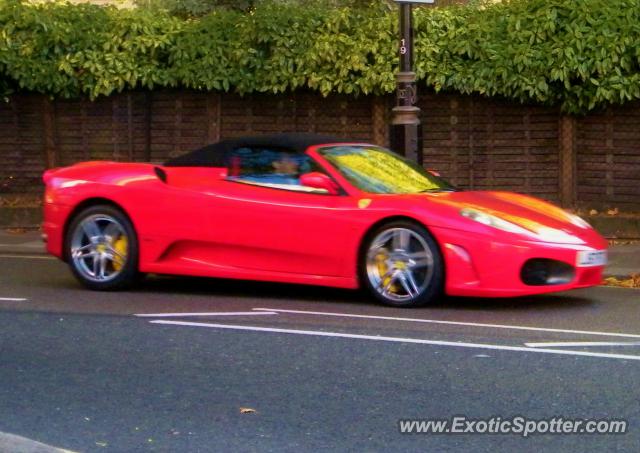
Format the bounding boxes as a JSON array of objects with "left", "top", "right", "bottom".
[
  {"left": 240, "top": 407, "right": 257, "bottom": 414},
  {"left": 589, "top": 209, "right": 598, "bottom": 216},
  {"left": 603, "top": 274, "right": 640, "bottom": 288},
  {"left": 606, "top": 208, "right": 620, "bottom": 216}
]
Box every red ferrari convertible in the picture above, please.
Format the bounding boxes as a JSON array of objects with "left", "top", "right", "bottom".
[{"left": 42, "top": 134, "right": 607, "bottom": 307}]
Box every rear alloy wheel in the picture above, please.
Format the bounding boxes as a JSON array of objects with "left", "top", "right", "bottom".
[
  {"left": 360, "top": 221, "right": 443, "bottom": 307},
  {"left": 66, "top": 205, "right": 139, "bottom": 290}
]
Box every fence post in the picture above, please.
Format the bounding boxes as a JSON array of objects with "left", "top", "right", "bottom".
[
  {"left": 207, "top": 92, "right": 221, "bottom": 143},
  {"left": 173, "top": 93, "right": 183, "bottom": 157},
  {"left": 144, "top": 92, "right": 152, "bottom": 162},
  {"left": 372, "top": 96, "right": 389, "bottom": 147},
  {"left": 558, "top": 115, "right": 576, "bottom": 207},
  {"left": 127, "top": 93, "right": 134, "bottom": 161},
  {"left": 42, "top": 96, "right": 57, "bottom": 169}
]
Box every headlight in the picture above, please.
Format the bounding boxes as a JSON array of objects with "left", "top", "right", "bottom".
[
  {"left": 460, "top": 208, "right": 532, "bottom": 235},
  {"left": 460, "top": 208, "right": 584, "bottom": 244}
]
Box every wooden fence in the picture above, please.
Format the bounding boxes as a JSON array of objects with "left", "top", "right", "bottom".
[{"left": 1, "top": 89, "right": 639, "bottom": 210}]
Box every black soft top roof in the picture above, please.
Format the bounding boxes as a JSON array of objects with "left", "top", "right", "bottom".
[{"left": 164, "top": 133, "right": 347, "bottom": 167}]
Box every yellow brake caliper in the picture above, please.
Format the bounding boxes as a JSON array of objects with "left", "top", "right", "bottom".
[
  {"left": 375, "top": 251, "right": 397, "bottom": 292},
  {"left": 112, "top": 235, "right": 128, "bottom": 271}
]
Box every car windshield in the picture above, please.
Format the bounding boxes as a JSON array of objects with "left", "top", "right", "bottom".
[{"left": 319, "top": 145, "right": 456, "bottom": 194}]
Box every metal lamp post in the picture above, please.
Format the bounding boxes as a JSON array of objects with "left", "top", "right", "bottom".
[{"left": 390, "top": 0, "right": 433, "bottom": 165}]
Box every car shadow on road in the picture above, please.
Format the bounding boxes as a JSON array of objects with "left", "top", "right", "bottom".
[
  {"left": 134, "top": 275, "right": 594, "bottom": 312},
  {"left": 137, "top": 274, "right": 366, "bottom": 303}
]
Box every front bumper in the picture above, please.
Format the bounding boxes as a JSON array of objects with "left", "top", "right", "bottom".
[
  {"left": 42, "top": 202, "right": 70, "bottom": 260},
  {"left": 430, "top": 226, "right": 607, "bottom": 298}
]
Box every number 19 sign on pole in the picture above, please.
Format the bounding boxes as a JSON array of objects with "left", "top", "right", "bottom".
[{"left": 390, "top": 0, "right": 434, "bottom": 166}]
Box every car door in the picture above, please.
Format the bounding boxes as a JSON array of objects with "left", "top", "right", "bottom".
[{"left": 203, "top": 146, "right": 359, "bottom": 278}]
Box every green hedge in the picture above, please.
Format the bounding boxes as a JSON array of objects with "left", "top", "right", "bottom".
[
  {"left": 415, "top": 0, "right": 640, "bottom": 113},
  {"left": 1, "top": 0, "right": 639, "bottom": 113}
]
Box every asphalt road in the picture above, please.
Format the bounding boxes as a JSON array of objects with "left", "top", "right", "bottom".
[{"left": 1, "top": 254, "right": 640, "bottom": 452}]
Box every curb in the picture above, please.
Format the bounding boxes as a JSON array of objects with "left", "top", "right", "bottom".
[
  {"left": 587, "top": 216, "right": 640, "bottom": 240},
  {"left": 0, "top": 207, "right": 41, "bottom": 229}
]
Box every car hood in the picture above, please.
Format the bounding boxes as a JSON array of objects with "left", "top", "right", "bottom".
[{"left": 407, "top": 190, "right": 603, "bottom": 245}]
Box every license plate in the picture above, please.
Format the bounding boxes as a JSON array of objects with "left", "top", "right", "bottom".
[{"left": 576, "top": 250, "right": 607, "bottom": 267}]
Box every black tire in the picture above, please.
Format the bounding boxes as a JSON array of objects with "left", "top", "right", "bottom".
[
  {"left": 64, "top": 204, "right": 140, "bottom": 291},
  {"left": 358, "top": 220, "right": 444, "bottom": 307}
]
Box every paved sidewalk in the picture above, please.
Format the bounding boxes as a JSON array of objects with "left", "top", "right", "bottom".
[
  {"left": 0, "top": 230, "right": 46, "bottom": 254},
  {"left": 1, "top": 230, "right": 637, "bottom": 278},
  {"left": 606, "top": 243, "right": 640, "bottom": 278}
]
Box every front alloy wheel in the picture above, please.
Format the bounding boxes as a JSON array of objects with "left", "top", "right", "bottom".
[{"left": 361, "top": 221, "right": 443, "bottom": 307}]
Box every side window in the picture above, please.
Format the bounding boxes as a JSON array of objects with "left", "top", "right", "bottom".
[{"left": 225, "top": 147, "right": 330, "bottom": 193}]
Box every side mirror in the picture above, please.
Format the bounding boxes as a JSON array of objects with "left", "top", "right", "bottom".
[{"left": 299, "top": 172, "right": 340, "bottom": 195}]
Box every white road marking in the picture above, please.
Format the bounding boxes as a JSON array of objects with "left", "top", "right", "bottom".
[
  {"left": 0, "top": 297, "right": 27, "bottom": 302},
  {"left": 525, "top": 341, "right": 640, "bottom": 348},
  {"left": 149, "top": 320, "right": 640, "bottom": 362},
  {"left": 135, "top": 311, "right": 277, "bottom": 318},
  {"left": 0, "top": 254, "right": 56, "bottom": 260},
  {"left": 254, "top": 308, "right": 640, "bottom": 340}
]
